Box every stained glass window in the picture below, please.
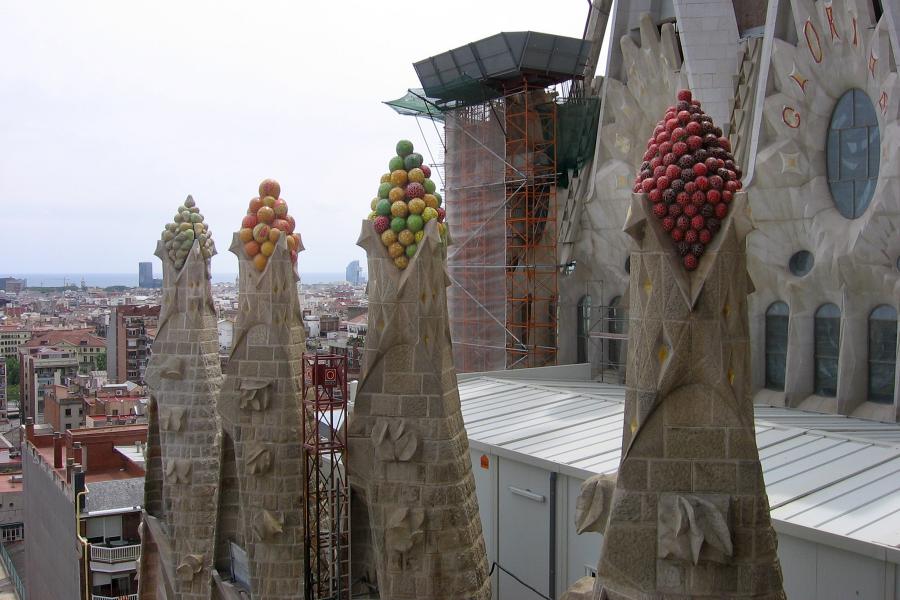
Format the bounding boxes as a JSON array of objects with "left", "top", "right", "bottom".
[
  {"left": 827, "top": 89, "right": 880, "bottom": 219},
  {"left": 814, "top": 303, "right": 841, "bottom": 396},
  {"left": 788, "top": 251, "right": 814, "bottom": 277},
  {"left": 765, "top": 302, "right": 789, "bottom": 390},
  {"left": 869, "top": 305, "right": 897, "bottom": 403}
]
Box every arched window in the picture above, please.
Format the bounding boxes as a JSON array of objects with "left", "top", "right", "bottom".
[
  {"left": 814, "top": 303, "right": 841, "bottom": 397},
  {"left": 577, "top": 295, "right": 591, "bottom": 364},
  {"left": 608, "top": 296, "right": 624, "bottom": 371},
  {"left": 765, "top": 302, "right": 789, "bottom": 391},
  {"left": 869, "top": 305, "right": 897, "bottom": 403}
]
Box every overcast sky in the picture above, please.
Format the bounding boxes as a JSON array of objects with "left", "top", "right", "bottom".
[{"left": 0, "top": 0, "right": 599, "bottom": 276}]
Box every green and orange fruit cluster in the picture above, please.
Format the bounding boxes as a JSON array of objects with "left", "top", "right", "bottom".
[{"left": 367, "top": 140, "right": 446, "bottom": 269}]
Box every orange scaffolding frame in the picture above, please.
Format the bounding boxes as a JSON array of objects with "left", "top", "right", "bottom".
[
  {"left": 444, "top": 85, "right": 559, "bottom": 372},
  {"left": 504, "top": 82, "right": 558, "bottom": 369}
]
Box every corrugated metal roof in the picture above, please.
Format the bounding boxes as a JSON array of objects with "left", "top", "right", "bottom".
[{"left": 459, "top": 376, "right": 900, "bottom": 555}]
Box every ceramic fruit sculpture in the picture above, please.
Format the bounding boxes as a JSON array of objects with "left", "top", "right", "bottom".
[
  {"left": 634, "top": 89, "right": 743, "bottom": 271},
  {"left": 239, "top": 178, "right": 301, "bottom": 271},
  {"left": 368, "top": 139, "right": 446, "bottom": 269},
  {"left": 161, "top": 195, "right": 215, "bottom": 269}
]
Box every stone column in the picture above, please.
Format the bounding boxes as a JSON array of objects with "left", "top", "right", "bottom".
[
  {"left": 348, "top": 220, "right": 491, "bottom": 600},
  {"left": 139, "top": 236, "right": 223, "bottom": 600},
  {"left": 593, "top": 192, "right": 785, "bottom": 599},
  {"left": 216, "top": 231, "right": 307, "bottom": 599}
]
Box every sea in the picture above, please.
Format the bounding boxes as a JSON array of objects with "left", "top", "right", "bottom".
[{"left": 8, "top": 272, "right": 349, "bottom": 288}]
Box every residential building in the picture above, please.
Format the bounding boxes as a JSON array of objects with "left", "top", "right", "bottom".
[
  {"left": 0, "top": 279, "right": 25, "bottom": 294},
  {"left": 44, "top": 384, "right": 86, "bottom": 432},
  {"left": 22, "top": 328, "right": 106, "bottom": 374},
  {"left": 217, "top": 317, "right": 234, "bottom": 354},
  {"left": 0, "top": 327, "right": 31, "bottom": 359},
  {"left": 23, "top": 422, "right": 146, "bottom": 600},
  {"left": 18, "top": 346, "right": 79, "bottom": 424},
  {"left": 0, "top": 360, "right": 6, "bottom": 423},
  {"left": 344, "top": 313, "right": 367, "bottom": 338},
  {"left": 107, "top": 305, "right": 159, "bottom": 385},
  {"left": 320, "top": 314, "right": 339, "bottom": 335},
  {"left": 83, "top": 382, "right": 146, "bottom": 427}
]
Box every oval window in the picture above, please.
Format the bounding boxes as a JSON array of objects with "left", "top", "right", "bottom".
[
  {"left": 826, "top": 89, "right": 880, "bottom": 219},
  {"left": 788, "top": 250, "right": 814, "bottom": 276}
]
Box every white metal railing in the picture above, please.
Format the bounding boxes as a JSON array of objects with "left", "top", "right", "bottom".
[
  {"left": 92, "top": 594, "right": 138, "bottom": 600},
  {"left": 90, "top": 544, "right": 141, "bottom": 562}
]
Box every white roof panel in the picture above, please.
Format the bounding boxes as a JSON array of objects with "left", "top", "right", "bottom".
[{"left": 459, "top": 375, "right": 900, "bottom": 556}]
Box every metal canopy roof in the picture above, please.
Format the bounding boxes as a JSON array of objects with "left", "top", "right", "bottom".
[
  {"left": 459, "top": 376, "right": 900, "bottom": 558},
  {"left": 413, "top": 31, "right": 590, "bottom": 104}
]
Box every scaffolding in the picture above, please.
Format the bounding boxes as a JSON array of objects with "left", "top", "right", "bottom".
[
  {"left": 504, "top": 83, "right": 559, "bottom": 369},
  {"left": 445, "top": 101, "right": 507, "bottom": 372},
  {"left": 302, "top": 353, "right": 350, "bottom": 600},
  {"left": 588, "top": 299, "right": 628, "bottom": 384},
  {"left": 444, "top": 85, "right": 560, "bottom": 371},
  {"left": 398, "top": 30, "right": 595, "bottom": 372}
]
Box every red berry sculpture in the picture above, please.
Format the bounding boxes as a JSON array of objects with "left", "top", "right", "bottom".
[{"left": 634, "top": 89, "right": 742, "bottom": 271}]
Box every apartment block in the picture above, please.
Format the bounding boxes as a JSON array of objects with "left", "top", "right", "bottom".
[
  {"left": 18, "top": 346, "right": 79, "bottom": 425},
  {"left": 23, "top": 422, "right": 146, "bottom": 600},
  {"left": 106, "top": 306, "right": 159, "bottom": 385}
]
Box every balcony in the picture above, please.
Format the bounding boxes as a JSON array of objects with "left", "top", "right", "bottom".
[
  {"left": 92, "top": 595, "right": 138, "bottom": 600},
  {"left": 90, "top": 543, "right": 141, "bottom": 563}
]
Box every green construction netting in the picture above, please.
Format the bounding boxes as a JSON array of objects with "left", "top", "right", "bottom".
[
  {"left": 383, "top": 89, "right": 446, "bottom": 121},
  {"left": 385, "top": 89, "right": 601, "bottom": 188},
  {"left": 557, "top": 96, "right": 600, "bottom": 187}
]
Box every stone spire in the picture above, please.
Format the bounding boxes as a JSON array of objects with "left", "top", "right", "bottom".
[
  {"left": 592, "top": 191, "right": 785, "bottom": 599},
  {"left": 139, "top": 222, "right": 223, "bottom": 599},
  {"left": 348, "top": 220, "right": 491, "bottom": 599},
  {"left": 213, "top": 230, "right": 307, "bottom": 599}
]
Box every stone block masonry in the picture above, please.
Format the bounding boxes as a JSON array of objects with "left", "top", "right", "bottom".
[
  {"left": 593, "top": 193, "right": 785, "bottom": 599},
  {"left": 348, "top": 220, "right": 491, "bottom": 599},
  {"left": 139, "top": 237, "right": 224, "bottom": 600}
]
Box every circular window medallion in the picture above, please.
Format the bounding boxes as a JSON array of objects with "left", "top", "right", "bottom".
[
  {"left": 789, "top": 250, "right": 814, "bottom": 276},
  {"left": 826, "top": 89, "right": 880, "bottom": 219}
]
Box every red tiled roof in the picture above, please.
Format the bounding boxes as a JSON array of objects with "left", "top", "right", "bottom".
[{"left": 23, "top": 328, "right": 104, "bottom": 348}]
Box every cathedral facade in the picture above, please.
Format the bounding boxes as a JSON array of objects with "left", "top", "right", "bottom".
[{"left": 560, "top": 0, "right": 900, "bottom": 423}]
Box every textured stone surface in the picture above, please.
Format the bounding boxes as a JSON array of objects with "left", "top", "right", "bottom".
[
  {"left": 747, "top": 0, "right": 900, "bottom": 419},
  {"left": 214, "top": 231, "right": 308, "bottom": 599},
  {"left": 593, "top": 193, "right": 785, "bottom": 599},
  {"left": 139, "top": 237, "right": 224, "bottom": 600},
  {"left": 348, "top": 220, "right": 490, "bottom": 599}
]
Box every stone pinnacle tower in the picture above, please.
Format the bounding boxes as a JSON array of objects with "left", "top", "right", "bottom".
[
  {"left": 213, "top": 226, "right": 307, "bottom": 599},
  {"left": 349, "top": 220, "right": 491, "bottom": 599},
  {"left": 592, "top": 188, "right": 785, "bottom": 599},
  {"left": 140, "top": 196, "right": 223, "bottom": 599}
]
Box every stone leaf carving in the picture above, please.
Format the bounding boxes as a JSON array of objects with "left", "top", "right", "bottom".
[
  {"left": 176, "top": 553, "right": 204, "bottom": 582},
  {"left": 254, "top": 509, "right": 284, "bottom": 541},
  {"left": 658, "top": 493, "right": 733, "bottom": 565},
  {"left": 164, "top": 458, "right": 192, "bottom": 484},
  {"left": 239, "top": 378, "right": 272, "bottom": 411},
  {"left": 159, "top": 406, "right": 187, "bottom": 432},
  {"left": 145, "top": 355, "right": 185, "bottom": 388},
  {"left": 575, "top": 473, "right": 617, "bottom": 534},
  {"left": 246, "top": 441, "right": 273, "bottom": 475},
  {"left": 385, "top": 506, "right": 425, "bottom": 554},
  {"left": 371, "top": 420, "right": 418, "bottom": 462}
]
